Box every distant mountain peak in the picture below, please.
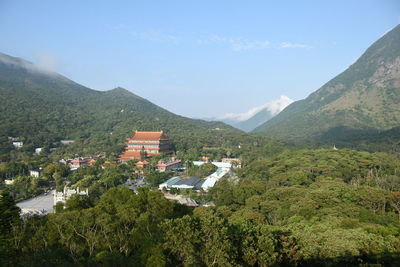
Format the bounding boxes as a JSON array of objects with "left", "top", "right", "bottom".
[
  {"left": 253, "top": 24, "right": 400, "bottom": 140},
  {"left": 217, "top": 96, "right": 294, "bottom": 132}
]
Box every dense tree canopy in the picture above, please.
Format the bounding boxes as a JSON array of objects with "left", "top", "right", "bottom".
[{"left": 1, "top": 149, "right": 400, "bottom": 266}]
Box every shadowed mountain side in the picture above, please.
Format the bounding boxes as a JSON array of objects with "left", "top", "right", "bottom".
[{"left": 315, "top": 126, "right": 400, "bottom": 153}]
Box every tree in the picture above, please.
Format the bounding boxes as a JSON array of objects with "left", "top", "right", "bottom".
[
  {"left": 65, "top": 194, "right": 93, "bottom": 211},
  {"left": 144, "top": 171, "right": 168, "bottom": 187},
  {"left": 0, "top": 190, "right": 20, "bottom": 263},
  {"left": 388, "top": 192, "right": 400, "bottom": 220}
]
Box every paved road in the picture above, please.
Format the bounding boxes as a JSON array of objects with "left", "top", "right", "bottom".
[{"left": 17, "top": 190, "right": 55, "bottom": 216}]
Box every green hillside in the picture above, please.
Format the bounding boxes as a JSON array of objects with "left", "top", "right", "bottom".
[
  {"left": 254, "top": 25, "right": 400, "bottom": 141},
  {"left": 0, "top": 53, "right": 285, "bottom": 159}
]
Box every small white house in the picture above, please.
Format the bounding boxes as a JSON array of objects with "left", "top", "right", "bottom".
[
  {"left": 4, "top": 178, "right": 14, "bottom": 185},
  {"left": 35, "top": 147, "right": 44, "bottom": 154},
  {"left": 29, "top": 168, "right": 42, "bottom": 178},
  {"left": 12, "top": 141, "right": 23, "bottom": 148},
  {"left": 60, "top": 139, "right": 75, "bottom": 145}
]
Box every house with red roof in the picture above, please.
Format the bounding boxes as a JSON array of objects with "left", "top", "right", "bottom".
[
  {"left": 135, "top": 160, "right": 150, "bottom": 169},
  {"left": 157, "top": 157, "right": 181, "bottom": 172}
]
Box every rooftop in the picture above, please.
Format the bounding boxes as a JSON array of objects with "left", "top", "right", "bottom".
[{"left": 129, "top": 131, "right": 169, "bottom": 141}]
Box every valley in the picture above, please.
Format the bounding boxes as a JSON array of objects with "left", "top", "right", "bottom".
[{"left": 1, "top": 3, "right": 400, "bottom": 265}]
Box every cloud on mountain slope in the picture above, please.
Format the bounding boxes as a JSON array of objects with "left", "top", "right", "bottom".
[{"left": 218, "top": 95, "right": 294, "bottom": 122}]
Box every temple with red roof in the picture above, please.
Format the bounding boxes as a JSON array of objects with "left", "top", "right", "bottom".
[{"left": 119, "top": 131, "right": 172, "bottom": 162}]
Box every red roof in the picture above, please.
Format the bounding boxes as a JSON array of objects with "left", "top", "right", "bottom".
[
  {"left": 129, "top": 131, "right": 168, "bottom": 141},
  {"left": 157, "top": 159, "right": 181, "bottom": 167}
]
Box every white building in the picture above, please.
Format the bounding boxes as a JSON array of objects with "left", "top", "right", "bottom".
[
  {"left": 12, "top": 141, "right": 23, "bottom": 148},
  {"left": 4, "top": 178, "right": 14, "bottom": 185},
  {"left": 29, "top": 169, "right": 42, "bottom": 178},
  {"left": 54, "top": 186, "right": 89, "bottom": 206},
  {"left": 159, "top": 176, "right": 204, "bottom": 190},
  {"left": 60, "top": 139, "right": 75, "bottom": 145},
  {"left": 201, "top": 168, "right": 229, "bottom": 191},
  {"left": 192, "top": 161, "right": 232, "bottom": 171},
  {"left": 35, "top": 147, "right": 44, "bottom": 154}
]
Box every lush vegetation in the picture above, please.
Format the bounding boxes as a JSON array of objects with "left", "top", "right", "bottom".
[
  {"left": 0, "top": 52, "right": 290, "bottom": 163},
  {"left": 315, "top": 126, "right": 400, "bottom": 154},
  {"left": 185, "top": 162, "right": 218, "bottom": 178},
  {"left": 1, "top": 149, "right": 400, "bottom": 266},
  {"left": 1, "top": 27, "right": 400, "bottom": 265}
]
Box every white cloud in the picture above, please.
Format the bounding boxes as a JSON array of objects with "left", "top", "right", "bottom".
[
  {"left": 199, "top": 35, "right": 270, "bottom": 51},
  {"left": 218, "top": 95, "right": 294, "bottom": 122},
  {"left": 35, "top": 52, "right": 60, "bottom": 72},
  {"left": 278, "top": 42, "right": 310, "bottom": 49},
  {"left": 0, "top": 52, "right": 60, "bottom": 75},
  {"left": 199, "top": 35, "right": 311, "bottom": 51}
]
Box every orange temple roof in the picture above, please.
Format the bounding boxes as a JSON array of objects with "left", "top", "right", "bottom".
[{"left": 128, "top": 131, "right": 168, "bottom": 141}]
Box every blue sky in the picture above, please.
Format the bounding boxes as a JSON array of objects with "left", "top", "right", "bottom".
[{"left": 1, "top": 0, "right": 399, "bottom": 118}]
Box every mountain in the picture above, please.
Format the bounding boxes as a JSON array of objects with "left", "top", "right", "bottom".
[
  {"left": 254, "top": 25, "right": 400, "bottom": 141},
  {"left": 0, "top": 52, "right": 254, "bottom": 157},
  {"left": 220, "top": 108, "right": 274, "bottom": 132},
  {"left": 217, "top": 96, "right": 293, "bottom": 132}
]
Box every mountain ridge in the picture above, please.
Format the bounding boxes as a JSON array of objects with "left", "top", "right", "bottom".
[
  {"left": 253, "top": 24, "right": 400, "bottom": 140},
  {"left": 0, "top": 52, "right": 248, "bottom": 157}
]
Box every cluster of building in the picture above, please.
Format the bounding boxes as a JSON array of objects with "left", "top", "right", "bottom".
[
  {"left": 159, "top": 160, "right": 233, "bottom": 192},
  {"left": 7, "top": 137, "right": 75, "bottom": 152},
  {"left": 54, "top": 186, "right": 89, "bottom": 206},
  {"left": 57, "top": 157, "right": 99, "bottom": 171},
  {"left": 10, "top": 130, "right": 241, "bottom": 212},
  {"left": 117, "top": 130, "right": 240, "bottom": 193},
  {"left": 68, "top": 157, "right": 96, "bottom": 170}
]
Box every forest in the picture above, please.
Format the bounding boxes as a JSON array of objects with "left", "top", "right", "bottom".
[{"left": 1, "top": 149, "right": 400, "bottom": 266}]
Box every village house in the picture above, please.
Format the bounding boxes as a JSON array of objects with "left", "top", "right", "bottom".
[
  {"left": 4, "top": 178, "right": 14, "bottom": 185},
  {"left": 12, "top": 141, "right": 23, "bottom": 148},
  {"left": 119, "top": 131, "right": 172, "bottom": 162},
  {"left": 35, "top": 147, "right": 44, "bottom": 154},
  {"left": 29, "top": 168, "right": 42, "bottom": 178},
  {"left": 68, "top": 157, "right": 93, "bottom": 170},
  {"left": 135, "top": 160, "right": 149, "bottom": 169},
  {"left": 157, "top": 157, "right": 181, "bottom": 172},
  {"left": 60, "top": 139, "right": 75, "bottom": 145},
  {"left": 200, "top": 156, "right": 209, "bottom": 162},
  {"left": 88, "top": 158, "right": 97, "bottom": 166}
]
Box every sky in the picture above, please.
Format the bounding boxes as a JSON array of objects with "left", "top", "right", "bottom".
[{"left": 1, "top": 0, "right": 399, "bottom": 119}]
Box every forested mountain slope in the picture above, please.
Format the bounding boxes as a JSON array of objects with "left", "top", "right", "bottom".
[
  {"left": 254, "top": 25, "right": 400, "bottom": 141},
  {"left": 0, "top": 53, "right": 274, "bottom": 157}
]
